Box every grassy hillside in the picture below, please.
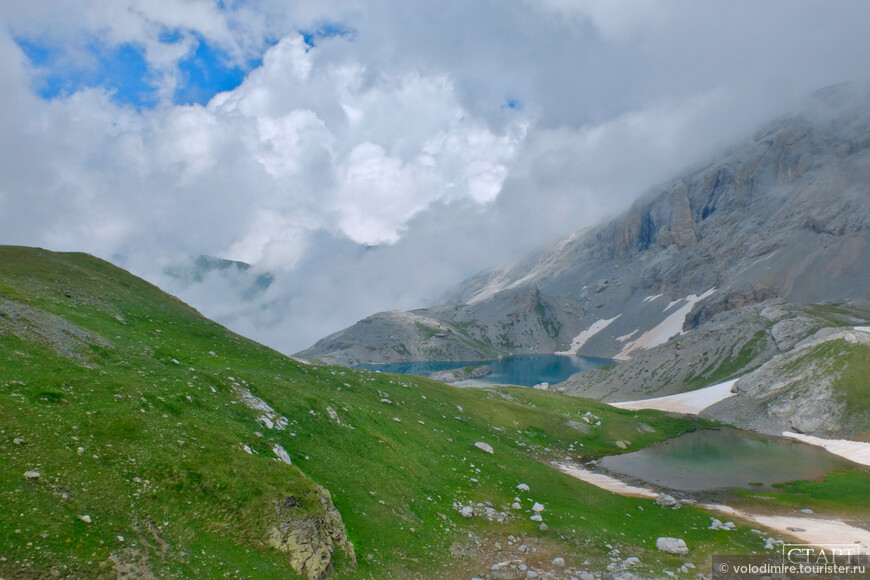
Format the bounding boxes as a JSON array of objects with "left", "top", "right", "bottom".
[{"left": 1, "top": 247, "right": 772, "bottom": 579}]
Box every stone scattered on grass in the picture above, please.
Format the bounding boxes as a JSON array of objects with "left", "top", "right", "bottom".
[
  {"left": 656, "top": 537, "right": 688, "bottom": 555},
  {"left": 709, "top": 517, "right": 736, "bottom": 531},
  {"left": 517, "top": 483, "right": 530, "bottom": 491},
  {"left": 23, "top": 471, "right": 41, "bottom": 480},
  {"left": 78, "top": 515, "right": 92, "bottom": 523},
  {"left": 474, "top": 441, "right": 494, "bottom": 454}
]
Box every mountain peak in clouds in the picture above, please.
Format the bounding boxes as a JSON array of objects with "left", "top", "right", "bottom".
[{"left": 298, "top": 105, "right": 870, "bottom": 366}]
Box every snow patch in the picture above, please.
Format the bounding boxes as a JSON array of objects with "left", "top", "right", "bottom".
[
  {"left": 782, "top": 432, "right": 870, "bottom": 468},
  {"left": 616, "top": 329, "right": 638, "bottom": 343},
  {"left": 854, "top": 326, "right": 870, "bottom": 333},
  {"left": 611, "top": 377, "right": 739, "bottom": 415},
  {"left": 615, "top": 288, "right": 716, "bottom": 360},
  {"left": 556, "top": 315, "right": 620, "bottom": 355},
  {"left": 642, "top": 294, "right": 663, "bottom": 303},
  {"left": 663, "top": 298, "right": 682, "bottom": 312}
]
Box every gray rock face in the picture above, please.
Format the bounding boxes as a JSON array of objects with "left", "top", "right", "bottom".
[{"left": 298, "top": 108, "right": 870, "bottom": 368}]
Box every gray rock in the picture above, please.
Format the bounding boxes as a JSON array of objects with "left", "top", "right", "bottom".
[
  {"left": 656, "top": 537, "right": 689, "bottom": 555},
  {"left": 552, "top": 557, "right": 565, "bottom": 567},
  {"left": 474, "top": 441, "right": 494, "bottom": 454},
  {"left": 23, "top": 470, "right": 41, "bottom": 480},
  {"left": 460, "top": 506, "right": 474, "bottom": 518},
  {"left": 655, "top": 494, "right": 679, "bottom": 509}
]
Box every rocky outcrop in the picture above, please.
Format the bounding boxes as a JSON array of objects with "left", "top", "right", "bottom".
[
  {"left": 702, "top": 327, "right": 870, "bottom": 438},
  {"left": 265, "top": 486, "right": 356, "bottom": 580}
]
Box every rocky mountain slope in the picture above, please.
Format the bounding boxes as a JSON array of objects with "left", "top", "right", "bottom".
[
  {"left": 299, "top": 107, "right": 870, "bottom": 373},
  {"left": 2, "top": 246, "right": 784, "bottom": 579}
]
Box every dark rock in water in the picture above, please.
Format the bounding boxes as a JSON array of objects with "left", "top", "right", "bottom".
[{"left": 429, "top": 365, "right": 493, "bottom": 383}]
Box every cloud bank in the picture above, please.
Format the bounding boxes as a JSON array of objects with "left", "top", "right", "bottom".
[{"left": 1, "top": 1, "right": 869, "bottom": 353}]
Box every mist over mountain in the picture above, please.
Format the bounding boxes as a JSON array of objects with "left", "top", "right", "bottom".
[{"left": 299, "top": 94, "right": 870, "bottom": 368}]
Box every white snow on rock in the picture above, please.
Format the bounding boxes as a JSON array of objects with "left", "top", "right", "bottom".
[
  {"left": 642, "top": 294, "right": 663, "bottom": 303},
  {"left": 782, "top": 432, "right": 870, "bottom": 467},
  {"left": 615, "top": 288, "right": 716, "bottom": 360},
  {"left": 474, "top": 441, "right": 494, "bottom": 454},
  {"left": 611, "top": 377, "right": 740, "bottom": 415},
  {"left": 854, "top": 326, "right": 870, "bottom": 333},
  {"left": 616, "top": 330, "right": 638, "bottom": 342},
  {"left": 556, "top": 315, "right": 621, "bottom": 355},
  {"left": 272, "top": 444, "right": 292, "bottom": 465}
]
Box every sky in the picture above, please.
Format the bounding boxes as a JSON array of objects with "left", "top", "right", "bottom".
[{"left": 2, "top": 1, "right": 870, "bottom": 355}]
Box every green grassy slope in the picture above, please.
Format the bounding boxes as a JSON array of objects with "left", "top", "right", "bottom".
[{"left": 1, "top": 247, "right": 768, "bottom": 579}]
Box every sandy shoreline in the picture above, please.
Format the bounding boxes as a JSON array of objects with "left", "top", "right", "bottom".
[{"left": 554, "top": 462, "right": 870, "bottom": 551}]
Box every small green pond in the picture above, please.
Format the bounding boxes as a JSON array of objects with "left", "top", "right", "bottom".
[{"left": 599, "top": 428, "right": 865, "bottom": 492}]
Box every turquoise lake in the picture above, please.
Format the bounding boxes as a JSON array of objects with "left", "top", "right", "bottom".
[{"left": 356, "top": 354, "right": 613, "bottom": 387}]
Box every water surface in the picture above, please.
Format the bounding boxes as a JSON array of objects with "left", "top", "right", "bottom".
[
  {"left": 356, "top": 354, "right": 612, "bottom": 387},
  {"left": 599, "top": 428, "right": 864, "bottom": 491}
]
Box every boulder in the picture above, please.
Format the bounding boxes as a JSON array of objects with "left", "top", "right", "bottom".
[
  {"left": 655, "top": 493, "right": 679, "bottom": 509},
  {"left": 655, "top": 537, "right": 688, "bottom": 555}
]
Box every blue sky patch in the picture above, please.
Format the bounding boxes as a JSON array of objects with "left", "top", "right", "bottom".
[
  {"left": 300, "top": 22, "right": 354, "bottom": 49},
  {"left": 16, "top": 33, "right": 261, "bottom": 108},
  {"left": 176, "top": 35, "right": 253, "bottom": 105},
  {"left": 17, "top": 37, "right": 156, "bottom": 107},
  {"left": 502, "top": 98, "right": 524, "bottom": 111}
]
